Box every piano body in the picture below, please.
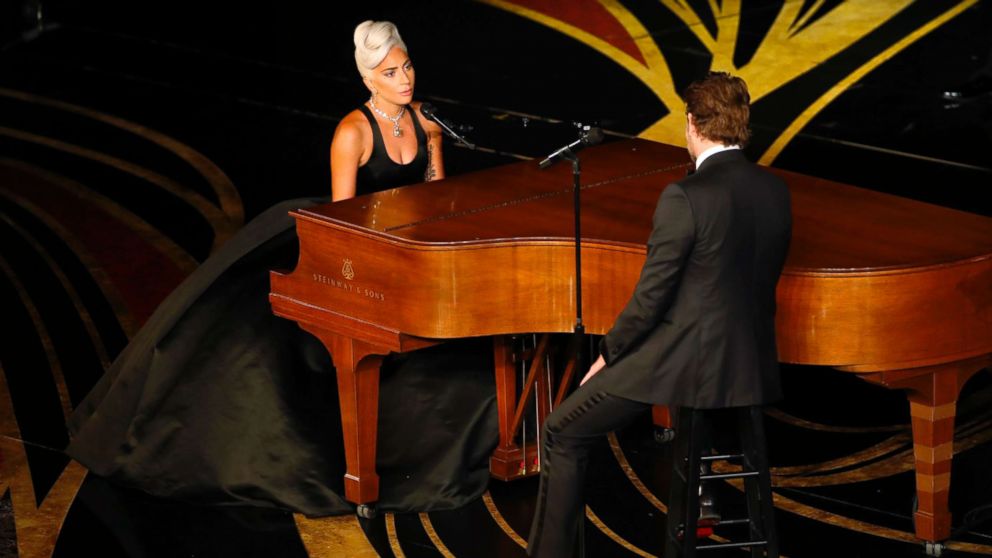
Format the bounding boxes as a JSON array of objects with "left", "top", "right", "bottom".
[{"left": 269, "top": 138, "right": 992, "bottom": 544}]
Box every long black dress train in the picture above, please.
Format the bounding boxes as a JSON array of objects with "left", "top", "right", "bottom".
[{"left": 67, "top": 106, "right": 499, "bottom": 516}]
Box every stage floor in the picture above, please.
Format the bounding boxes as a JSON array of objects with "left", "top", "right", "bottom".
[{"left": 2, "top": 1, "right": 990, "bottom": 556}]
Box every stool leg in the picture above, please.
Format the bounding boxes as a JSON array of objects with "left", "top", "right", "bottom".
[
  {"left": 739, "top": 407, "right": 764, "bottom": 558},
  {"left": 665, "top": 407, "right": 690, "bottom": 557},
  {"left": 666, "top": 407, "right": 706, "bottom": 558},
  {"left": 739, "top": 406, "right": 778, "bottom": 558},
  {"left": 753, "top": 407, "right": 778, "bottom": 558}
]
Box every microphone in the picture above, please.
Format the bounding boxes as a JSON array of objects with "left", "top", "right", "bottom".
[
  {"left": 538, "top": 127, "right": 604, "bottom": 169},
  {"left": 419, "top": 103, "right": 476, "bottom": 149}
]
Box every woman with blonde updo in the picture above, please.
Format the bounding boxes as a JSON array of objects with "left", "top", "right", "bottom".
[
  {"left": 331, "top": 20, "right": 444, "bottom": 201},
  {"left": 68, "top": 20, "right": 497, "bottom": 518}
]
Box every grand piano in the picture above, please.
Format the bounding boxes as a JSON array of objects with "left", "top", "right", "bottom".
[{"left": 269, "top": 138, "right": 992, "bottom": 547}]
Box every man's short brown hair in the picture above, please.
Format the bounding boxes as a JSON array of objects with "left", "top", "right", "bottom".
[{"left": 683, "top": 71, "right": 751, "bottom": 147}]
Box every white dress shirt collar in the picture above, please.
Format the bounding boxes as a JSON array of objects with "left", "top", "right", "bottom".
[{"left": 695, "top": 144, "right": 741, "bottom": 169}]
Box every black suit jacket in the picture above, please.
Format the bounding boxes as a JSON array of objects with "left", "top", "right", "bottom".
[{"left": 598, "top": 149, "right": 792, "bottom": 408}]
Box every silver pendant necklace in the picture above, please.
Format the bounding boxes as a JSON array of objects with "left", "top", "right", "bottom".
[{"left": 369, "top": 98, "right": 405, "bottom": 137}]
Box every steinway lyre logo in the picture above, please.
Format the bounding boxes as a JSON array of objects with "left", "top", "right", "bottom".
[{"left": 341, "top": 258, "right": 355, "bottom": 280}]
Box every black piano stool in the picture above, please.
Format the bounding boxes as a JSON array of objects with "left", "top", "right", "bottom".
[{"left": 664, "top": 405, "right": 779, "bottom": 557}]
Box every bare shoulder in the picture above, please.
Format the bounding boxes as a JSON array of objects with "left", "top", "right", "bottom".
[
  {"left": 334, "top": 109, "right": 371, "bottom": 141},
  {"left": 331, "top": 108, "right": 372, "bottom": 157},
  {"left": 410, "top": 100, "right": 442, "bottom": 133}
]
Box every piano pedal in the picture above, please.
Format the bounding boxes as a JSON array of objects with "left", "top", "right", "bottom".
[{"left": 516, "top": 456, "right": 541, "bottom": 476}]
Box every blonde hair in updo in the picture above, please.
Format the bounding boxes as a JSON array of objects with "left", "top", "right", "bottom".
[{"left": 353, "top": 20, "right": 407, "bottom": 77}]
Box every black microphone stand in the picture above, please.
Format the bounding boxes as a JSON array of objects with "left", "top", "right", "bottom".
[
  {"left": 538, "top": 125, "right": 602, "bottom": 558},
  {"left": 561, "top": 148, "right": 585, "bottom": 384},
  {"left": 539, "top": 127, "right": 601, "bottom": 384},
  {"left": 560, "top": 147, "right": 586, "bottom": 558}
]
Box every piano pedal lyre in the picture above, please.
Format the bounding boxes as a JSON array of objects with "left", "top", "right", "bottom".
[{"left": 490, "top": 334, "right": 575, "bottom": 481}]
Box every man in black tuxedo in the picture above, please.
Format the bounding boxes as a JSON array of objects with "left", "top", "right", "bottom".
[{"left": 527, "top": 72, "right": 792, "bottom": 558}]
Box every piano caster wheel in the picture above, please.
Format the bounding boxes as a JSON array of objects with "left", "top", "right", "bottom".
[
  {"left": 357, "top": 504, "right": 378, "bottom": 519},
  {"left": 654, "top": 426, "right": 676, "bottom": 444}
]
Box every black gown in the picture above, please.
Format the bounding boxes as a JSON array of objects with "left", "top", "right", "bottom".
[{"left": 67, "top": 106, "right": 499, "bottom": 516}]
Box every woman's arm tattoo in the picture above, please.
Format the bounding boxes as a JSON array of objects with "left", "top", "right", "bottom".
[{"left": 425, "top": 141, "right": 437, "bottom": 181}]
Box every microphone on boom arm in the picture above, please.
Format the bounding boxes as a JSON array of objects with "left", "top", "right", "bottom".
[
  {"left": 538, "top": 126, "right": 604, "bottom": 169},
  {"left": 419, "top": 102, "right": 476, "bottom": 150}
]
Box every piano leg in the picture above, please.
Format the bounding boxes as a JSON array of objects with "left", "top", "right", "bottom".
[
  {"left": 303, "top": 327, "right": 384, "bottom": 507},
  {"left": 858, "top": 355, "right": 989, "bottom": 544},
  {"left": 491, "top": 335, "right": 517, "bottom": 479}
]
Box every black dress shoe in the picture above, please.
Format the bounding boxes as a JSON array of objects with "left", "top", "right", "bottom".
[{"left": 942, "top": 74, "right": 992, "bottom": 101}]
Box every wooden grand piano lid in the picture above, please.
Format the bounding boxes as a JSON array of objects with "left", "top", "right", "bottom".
[{"left": 297, "top": 138, "right": 992, "bottom": 274}]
